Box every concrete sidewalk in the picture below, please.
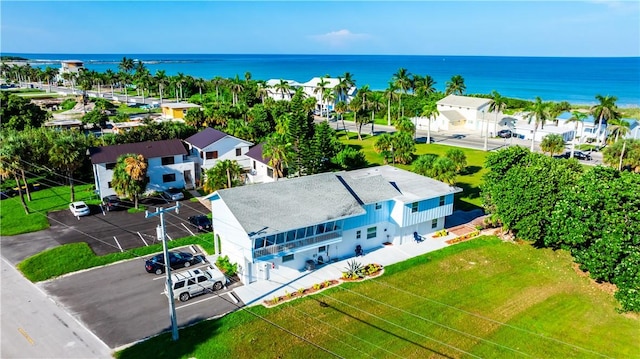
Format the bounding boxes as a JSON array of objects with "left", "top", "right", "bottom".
[{"left": 233, "top": 232, "right": 456, "bottom": 307}]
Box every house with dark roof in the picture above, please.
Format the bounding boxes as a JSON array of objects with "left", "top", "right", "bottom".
[
  {"left": 245, "top": 143, "right": 277, "bottom": 184},
  {"left": 183, "top": 127, "right": 253, "bottom": 181},
  {"left": 89, "top": 139, "right": 195, "bottom": 198},
  {"left": 206, "top": 165, "right": 462, "bottom": 284}
]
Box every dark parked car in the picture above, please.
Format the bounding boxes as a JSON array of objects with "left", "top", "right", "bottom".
[
  {"left": 573, "top": 151, "right": 592, "bottom": 161},
  {"left": 101, "top": 195, "right": 121, "bottom": 211},
  {"left": 145, "top": 251, "right": 199, "bottom": 275},
  {"left": 497, "top": 129, "right": 513, "bottom": 138},
  {"left": 188, "top": 215, "right": 212, "bottom": 232}
]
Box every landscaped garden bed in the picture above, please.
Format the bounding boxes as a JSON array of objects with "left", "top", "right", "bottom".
[{"left": 262, "top": 261, "right": 384, "bottom": 307}]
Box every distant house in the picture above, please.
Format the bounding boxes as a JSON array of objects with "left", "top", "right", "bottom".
[
  {"left": 183, "top": 127, "right": 253, "bottom": 181},
  {"left": 89, "top": 139, "right": 195, "bottom": 198},
  {"left": 207, "top": 165, "right": 461, "bottom": 284},
  {"left": 265, "top": 77, "right": 357, "bottom": 113},
  {"left": 161, "top": 102, "right": 202, "bottom": 120},
  {"left": 245, "top": 143, "right": 277, "bottom": 184},
  {"left": 44, "top": 119, "right": 83, "bottom": 130},
  {"left": 422, "top": 95, "right": 493, "bottom": 132}
]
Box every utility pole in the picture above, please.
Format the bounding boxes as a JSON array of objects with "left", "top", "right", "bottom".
[{"left": 146, "top": 202, "right": 181, "bottom": 341}]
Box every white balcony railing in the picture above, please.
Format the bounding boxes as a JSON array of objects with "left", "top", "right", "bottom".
[{"left": 253, "top": 231, "right": 341, "bottom": 259}]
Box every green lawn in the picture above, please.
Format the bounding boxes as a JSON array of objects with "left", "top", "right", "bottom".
[
  {"left": 340, "top": 132, "right": 488, "bottom": 210},
  {"left": 0, "top": 183, "right": 99, "bottom": 236},
  {"left": 116, "top": 237, "right": 639, "bottom": 359}
]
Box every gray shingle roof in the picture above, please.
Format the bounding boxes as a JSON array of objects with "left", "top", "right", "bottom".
[
  {"left": 89, "top": 139, "right": 187, "bottom": 164},
  {"left": 185, "top": 127, "right": 228, "bottom": 149},
  {"left": 209, "top": 165, "right": 461, "bottom": 236},
  {"left": 215, "top": 172, "right": 365, "bottom": 235}
]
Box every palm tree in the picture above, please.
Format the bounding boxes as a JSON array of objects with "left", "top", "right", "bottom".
[
  {"left": 262, "top": 133, "right": 292, "bottom": 179},
  {"left": 540, "top": 134, "right": 565, "bottom": 156},
  {"left": 255, "top": 80, "right": 269, "bottom": 104},
  {"left": 445, "top": 75, "right": 466, "bottom": 95},
  {"left": 368, "top": 92, "right": 384, "bottom": 134},
  {"left": 111, "top": 154, "right": 148, "bottom": 209},
  {"left": 607, "top": 118, "right": 630, "bottom": 143},
  {"left": 487, "top": 90, "right": 507, "bottom": 150},
  {"left": 229, "top": 76, "right": 244, "bottom": 106},
  {"left": 42, "top": 66, "right": 58, "bottom": 93},
  {"left": 193, "top": 77, "right": 207, "bottom": 101},
  {"left": 421, "top": 101, "right": 439, "bottom": 145},
  {"left": 414, "top": 74, "right": 437, "bottom": 98},
  {"left": 174, "top": 72, "right": 187, "bottom": 102},
  {"left": 334, "top": 101, "right": 347, "bottom": 131},
  {"left": 566, "top": 111, "right": 588, "bottom": 158},
  {"left": 273, "top": 79, "right": 292, "bottom": 100},
  {"left": 210, "top": 76, "right": 226, "bottom": 102},
  {"left": 383, "top": 82, "right": 399, "bottom": 126},
  {"left": 104, "top": 69, "right": 116, "bottom": 97},
  {"left": 349, "top": 97, "right": 364, "bottom": 140},
  {"left": 203, "top": 160, "right": 243, "bottom": 192},
  {"left": 591, "top": 95, "right": 621, "bottom": 147},
  {"left": 118, "top": 57, "right": 135, "bottom": 100},
  {"left": 48, "top": 133, "right": 86, "bottom": 202},
  {"left": 0, "top": 134, "right": 30, "bottom": 214},
  {"left": 525, "top": 97, "right": 551, "bottom": 152},
  {"left": 314, "top": 76, "right": 330, "bottom": 116},
  {"left": 392, "top": 68, "right": 411, "bottom": 118},
  {"left": 155, "top": 70, "right": 168, "bottom": 104},
  {"left": 338, "top": 72, "right": 356, "bottom": 103},
  {"left": 373, "top": 133, "right": 394, "bottom": 164},
  {"left": 550, "top": 101, "right": 571, "bottom": 126}
]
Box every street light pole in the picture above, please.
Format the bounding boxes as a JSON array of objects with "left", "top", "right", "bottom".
[{"left": 146, "top": 202, "right": 181, "bottom": 341}]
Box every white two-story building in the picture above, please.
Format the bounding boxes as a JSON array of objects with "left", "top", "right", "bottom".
[
  {"left": 89, "top": 139, "right": 195, "bottom": 198},
  {"left": 245, "top": 143, "right": 277, "bottom": 184},
  {"left": 207, "top": 165, "right": 461, "bottom": 284},
  {"left": 183, "top": 127, "right": 253, "bottom": 182}
]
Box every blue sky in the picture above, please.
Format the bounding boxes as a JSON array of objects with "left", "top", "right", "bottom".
[{"left": 1, "top": 1, "right": 639, "bottom": 56}]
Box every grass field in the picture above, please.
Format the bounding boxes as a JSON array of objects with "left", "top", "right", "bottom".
[
  {"left": 116, "top": 237, "right": 639, "bottom": 359},
  {"left": 340, "top": 132, "right": 488, "bottom": 210},
  {"left": 0, "top": 183, "right": 99, "bottom": 236}
]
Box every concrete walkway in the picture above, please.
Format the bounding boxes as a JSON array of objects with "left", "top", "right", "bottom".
[{"left": 233, "top": 231, "right": 457, "bottom": 307}]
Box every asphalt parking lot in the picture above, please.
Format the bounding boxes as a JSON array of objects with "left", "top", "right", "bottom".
[
  {"left": 39, "top": 247, "right": 244, "bottom": 348},
  {"left": 47, "top": 197, "right": 211, "bottom": 256}
]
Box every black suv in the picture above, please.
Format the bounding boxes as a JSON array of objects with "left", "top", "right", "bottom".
[
  {"left": 573, "top": 151, "right": 592, "bottom": 161},
  {"left": 102, "top": 195, "right": 121, "bottom": 211},
  {"left": 188, "top": 215, "right": 212, "bottom": 232},
  {"left": 145, "top": 251, "right": 198, "bottom": 275}
]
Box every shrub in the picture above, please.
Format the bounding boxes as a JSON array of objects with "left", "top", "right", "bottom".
[
  {"left": 215, "top": 255, "right": 238, "bottom": 277},
  {"left": 313, "top": 283, "right": 322, "bottom": 290},
  {"left": 60, "top": 98, "right": 77, "bottom": 111},
  {"left": 297, "top": 288, "right": 304, "bottom": 295},
  {"left": 343, "top": 260, "right": 364, "bottom": 279},
  {"left": 333, "top": 147, "right": 368, "bottom": 169}
]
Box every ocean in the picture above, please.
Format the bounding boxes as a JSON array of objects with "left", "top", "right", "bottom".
[{"left": 5, "top": 53, "right": 640, "bottom": 107}]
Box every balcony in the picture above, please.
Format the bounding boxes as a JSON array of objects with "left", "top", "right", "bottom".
[{"left": 253, "top": 231, "right": 342, "bottom": 259}]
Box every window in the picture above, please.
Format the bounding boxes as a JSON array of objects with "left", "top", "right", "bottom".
[
  {"left": 236, "top": 148, "right": 242, "bottom": 156},
  {"left": 375, "top": 203, "right": 382, "bottom": 210},
  {"left": 254, "top": 238, "right": 265, "bottom": 249},
  {"left": 161, "top": 156, "right": 175, "bottom": 165},
  {"left": 276, "top": 233, "right": 285, "bottom": 244},
  {"left": 163, "top": 173, "right": 176, "bottom": 183},
  {"left": 187, "top": 279, "right": 196, "bottom": 286},
  {"left": 367, "top": 227, "right": 377, "bottom": 239},
  {"left": 316, "top": 223, "right": 325, "bottom": 234},
  {"left": 282, "top": 254, "right": 294, "bottom": 262},
  {"left": 432, "top": 219, "right": 438, "bottom": 229},
  {"left": 296, "top": 228, "right": 306, "bottom": 239},
  {"left": 253, "top": 160, "right": 256, "bottom": 170},
  {"left": 325, "top": 221, "right": 334, "bottom": 232},
  {"left": 267, "top": 168, "right": 273, "bottom": 178},
  {"left": 318, "top": 246, "right": 326, "bottom": 252},
  {"left": 266, "top": 235, "right": 275, "bottom": 246},
  {"left": 411, "top": 202, "right": 419, "bottom": 213},
  {"left": 439, "top": 196, "right": 445, "bottom": 206},
  {"left": 107, "top": 181, "right": 112, "bottom": 188},
  {"left": 106, "top": 162, "right": 116, "bottom": 170},
  {"left": 197, "top": 276, "right": 207, "bottom": 283},
  {"left": 173, "top": 281, "right": 185, "bottom": 290},
  {"left": 286, "top": 230, "right": 296, "bottom": 242},
  {"left": 356, "top": 230, "right": 361, "bottom": 239},
  {"left": 306, "top": 226, "right": 315, "bottom": 237},
  {"left": 206, "top": 151, "right": 218, "bottom": 160}
]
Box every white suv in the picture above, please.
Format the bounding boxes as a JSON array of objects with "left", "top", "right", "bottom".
[{"left": 168, "top": 266, "right": 227, "bottom": 302}]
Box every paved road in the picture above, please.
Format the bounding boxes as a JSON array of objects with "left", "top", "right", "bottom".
[{"left": 0, "top": 257, "right": 112, "bottom": 359}]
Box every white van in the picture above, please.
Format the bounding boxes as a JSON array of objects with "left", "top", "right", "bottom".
[{"left": 168, "top": 266, "right": 227, "bottom": 302}]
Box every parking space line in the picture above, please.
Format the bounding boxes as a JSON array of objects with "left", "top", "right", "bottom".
[
  {"left": 175, "top": 291, "right": 227, "bottom": 310},
  {"left": 181, "top": 223, "right": 196, "bottom": 236},
  {"left": 137, "top": 232, "right": 148, "bottom": 246},
  {"left": 18, "top": 327, "right": 35, "bottom": 345}
]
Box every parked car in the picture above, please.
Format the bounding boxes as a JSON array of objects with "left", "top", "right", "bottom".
[
  {"left": 69, "top": 201, "right": 91, "bottom": 217},
  {"left": 573, "top": 151, "right": 592, "bottom": 161},
  {"left": 162, "top": 187, "right": 184, "bottom": 201},
  {"left": 497, "top": 129, "right": 513, "bottom": 138},
  {"left": 168, "top": 266, "right": 227, "bottom": 302},
  {"left": 101, "top": 195, "right": 121, "bottom": 211},
  {"left": 188, "top": 215, "right": 212, "bottom": 232},
  {"left": 145, "top": 251, "right": 199, "bottom": 275}
]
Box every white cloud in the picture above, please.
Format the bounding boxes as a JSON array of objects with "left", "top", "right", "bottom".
[{"left": 310, "top": 29, "right": 371, "bottom": 47}]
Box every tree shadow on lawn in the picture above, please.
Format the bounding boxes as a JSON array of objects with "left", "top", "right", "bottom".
[
  {"left": 461, "top": 165, "right": 483, "bottom": 176},
  {"left": 453, "top": 184, "right": 483, "bottom": 212}
]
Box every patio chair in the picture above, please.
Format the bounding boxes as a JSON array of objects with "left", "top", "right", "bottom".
[
  {"left": 413, "top": 231, "right": 424, "bottom": 243},
  {"left": 355, "top": 245, "right": 364, "bottom": 257}
]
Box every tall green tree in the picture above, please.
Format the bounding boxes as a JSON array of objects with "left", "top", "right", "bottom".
[
  {"left": 445, "top": 74, "right": 466, "bottom": 95},
  {"left": 566, "top": 111, "right": 588, "bottom": 158},
  {"left": 603, "top": 139, "right": 640, "bottom": 172},
  {"left": 203, "top": 159, "right": 243, "bottom": 192},
  {"left": 488, "top": 90, "right": 507, "bottom": 145},
  {"left": 48, "top": 132, "right": 87, "bottom": 202},
  {"left": 525, "top": 97, "right": 551, "bottom": 152},
  {"left": 262, "top": 133, "right": 292, "bottom": 179},
  {"left": 606, "top": 118, "right": 630, "bottom": 143},
  {"left": 540, "top": 134, "right": 565, "bottom": 156},
  {"left": 421, "top": 101, "right": 439, "bottom": 145},
  {"left": 111, "top": 154, "right": 148, "bottom": 209},
  {"left": 591, "top": 95, "right": 620, "bottom": 147},
  {"left": 0, "top": 92, "right": 51, "bottom": 131},
  {"left": 373, "top": 133, "right": 394, "bottom": 164},
  {"left": 383, "top": 82, "right": 399, "bottom": 126},
  {"left": 0, "top": 132, "right": 30, "bottom": 213},
  {"left": 445, "top": 148, "right": 467, "bottom": 173},
  {"left": 392, "top": 68, "right": 412, "bottom": 119}
]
